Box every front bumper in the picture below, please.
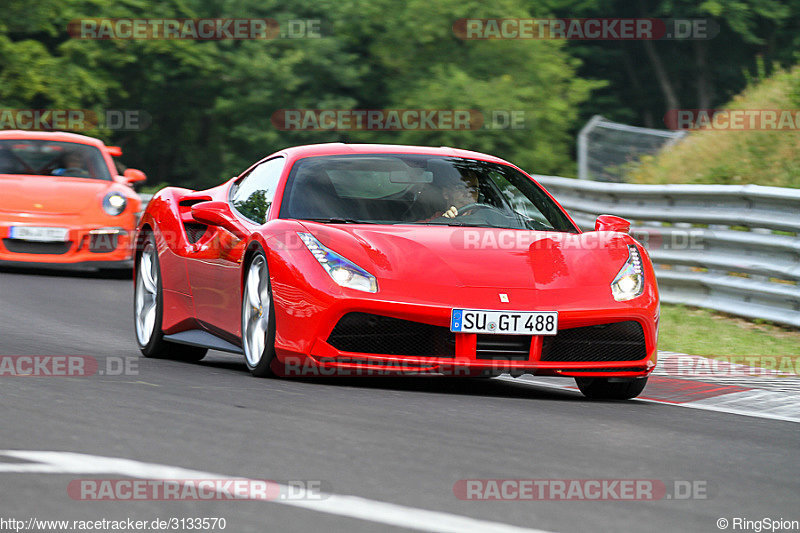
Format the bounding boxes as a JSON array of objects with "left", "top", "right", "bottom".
[
  {"left": 270, "top": 291, "right": 658, "bottom": 378},
  {"left": 0, "top": 224, "right": 134, "bottom": 268},
  {"left": 260, "top": 230, "right": 660, "bottom": 378},
  {"left": 0, "top": 258, "right": 133, "bottom": 271}
]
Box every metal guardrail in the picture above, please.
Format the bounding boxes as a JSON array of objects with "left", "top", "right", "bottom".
[
  {"left": 534, "top": 175, "right": 800, "bottom": 328},
  {"left": 135, "top": 193, "right": 153, "bottom": 224}
]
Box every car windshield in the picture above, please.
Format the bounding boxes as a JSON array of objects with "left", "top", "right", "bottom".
[
  {"left": 0, "top": 140, "right": 112, "bottom": 180},
  {"left": 279, "top": 154, "right": 578, "bottom": 232}
]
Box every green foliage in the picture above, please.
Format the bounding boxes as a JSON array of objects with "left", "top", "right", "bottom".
[
  {"left": 352, "top": 0, "right": 604, "bottom": 175},
  {"left": 541, "top": 0, "right": 800, "bottom": 127},
  {"left": 0, "top": 0, "right": 600, "bottom": 188},
  {"left": 1, "top": 0, "right": 797, "bottom": 189},
  {"left": 629, "top": 66, "right": 800, "bottom": 187},
  {"left": 233, "top": 190, "right": 270, "bottom": 224}
]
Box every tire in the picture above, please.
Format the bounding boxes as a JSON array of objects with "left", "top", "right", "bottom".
[
  {"left": 134, "top": 232, "right": 207, "bottom": 362},
  {"left": 241, "top": 251, "right": 277, "bottom": 377},
  {"left": 575, "top": 377, "right": 648, "bottom": 400}
]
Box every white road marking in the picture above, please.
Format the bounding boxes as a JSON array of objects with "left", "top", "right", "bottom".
[
  {"left": 498, "top": 375, "right": 800, "bottom": 424},
  {"left": 688, "top": 389, "right": 800, "bottom": 423},
  {"left": 0, "top": 450, "right": 553, "bottom": 533},
  {"left": 653, "top": 352, "right": 800, "bottom": 393}
]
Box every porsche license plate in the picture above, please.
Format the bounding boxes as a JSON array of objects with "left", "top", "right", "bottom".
[
  {"left": 9, "top": 226, "right": 69, "bottom": 242},
  {"left": 450, "top": 309, "right": 558, "bottom": 335}
]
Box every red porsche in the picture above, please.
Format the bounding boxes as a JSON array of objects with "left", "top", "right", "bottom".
[
  {"left": 0, "top": 130, "right": 146, "bottom": 270},
  {"left": 134, "top": 144, "right": 659, "bottom": 399}
]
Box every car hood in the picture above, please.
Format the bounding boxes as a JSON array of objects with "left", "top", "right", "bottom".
[
  {"left": 0, "top": 174, "right": 113, "bottom": 215},
  {"left": 303, "top": 223, "right": 633, "bottom": 291}
]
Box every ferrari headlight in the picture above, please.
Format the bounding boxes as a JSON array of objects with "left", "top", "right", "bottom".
[
  {"left": 611, "top": 245, "right": 645, "bottom": 301},
  {"left": 103, "top": 192, "right": 127, "bottom": 216},
  {"left": 298, "top": 233, "right": 378, "bottom": 293}
]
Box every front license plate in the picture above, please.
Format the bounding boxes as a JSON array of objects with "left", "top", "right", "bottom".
[
  {"left": 451, "top": 309, "right": 558, "bottom": 335},
  {"left": 9, "top": 226, "right": 69, "bottom": 242}
]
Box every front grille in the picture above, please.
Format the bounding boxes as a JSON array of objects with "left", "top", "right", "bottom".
[
  {"left": 541, "top": 321, "right": 647, "bottom": 362},
  {"left": 3, "top": 239, "right": 72, "bottom": 255},
  {"left": 327, "top": 312, "right": 455, "bottom": 357},
  {"left": 476, "top": 334, "right": 531, "bottom": 361}
]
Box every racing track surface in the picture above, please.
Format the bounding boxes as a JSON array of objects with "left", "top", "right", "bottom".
[{"left": 0, "top": 267, "right": 797, "bottom": 532}]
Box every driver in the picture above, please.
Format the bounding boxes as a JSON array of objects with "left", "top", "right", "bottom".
[
  {"left": 52, "top": 151, "right": 88, "bottom": 176},
  {"left": 440, "top": 173, "right": 480, "bottom": 218},
  {"left": 417, "top": 173, "right": 480, "bottom": 221}
]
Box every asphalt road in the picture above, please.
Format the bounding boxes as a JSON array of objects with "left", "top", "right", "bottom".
[{"left": 0, "top": 267, "right": 797, "bottom": 533}]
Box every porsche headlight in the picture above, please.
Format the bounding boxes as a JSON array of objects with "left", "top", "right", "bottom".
[
  {"left": 103, "top": 192, "right": 127, "bottom": 216},
  {"left": 611, "top": 244, "right": 645, "bottom": 301},
  {"left": 298, "top": 233, "right": 378, "bottom": 293}
]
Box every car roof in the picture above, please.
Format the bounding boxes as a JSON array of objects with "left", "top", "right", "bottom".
[
  {"left": 0, "top": 130, "right": 108, "bottom": 149},
  {"left": 277, "top": 143, "right": 512, "bottom": 165}
]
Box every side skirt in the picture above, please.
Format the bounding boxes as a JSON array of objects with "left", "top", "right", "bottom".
[{"left": 163, "top": 329, "right": 243, "bottom": 355}]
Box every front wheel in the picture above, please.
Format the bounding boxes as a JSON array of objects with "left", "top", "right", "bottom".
[
  {"left": 575, "top": 377, "right": 648, "bottom": 400},
  {"left": 241, "top": 252, "right": 277, "bottom": 377},
  {"left": 134, "top": 233, "right": 207, "bottom": 362}
]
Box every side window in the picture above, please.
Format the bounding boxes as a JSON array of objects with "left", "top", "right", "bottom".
[
  {"left": 489, "top": 171, "right": 551, "bottom": 228},
  {"left": 230, "top": 157, "right": 285, "bottom": 223}
]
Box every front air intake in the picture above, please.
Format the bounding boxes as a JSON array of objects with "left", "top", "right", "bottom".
[
  {"left": 327, "top": 313, "right": 455, "bottom": 357},
  {"left": 540, "top": 321, "right": 647, "bottom": 362}
]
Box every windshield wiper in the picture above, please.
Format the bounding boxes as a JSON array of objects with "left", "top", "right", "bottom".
[
  {"left": 410, "top": 220, "right": 518, "bottom": 229},
  {"left": 303, "top": 217, "right": 379, "bottom": 224},
  {"left": 425, "top": 220, "right": 486, "bottom": 227}
]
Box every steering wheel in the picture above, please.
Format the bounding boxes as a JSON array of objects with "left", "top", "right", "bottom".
[
  {"left": 454, "top": 203, "right": 502, "bottom": 217},
  {"left": 55, "top": 167, "right": 90, "bottom": 178}
]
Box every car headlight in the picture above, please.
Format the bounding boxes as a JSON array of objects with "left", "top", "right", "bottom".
[
  {"left": 103, "top": 192, "right": 127, "bottom": 216},
  {"left": 611, "top": 244, "right": 645, "bottom": 301},
  {"left": 298, "top": 232, "right": 378, "bottom": 293}
]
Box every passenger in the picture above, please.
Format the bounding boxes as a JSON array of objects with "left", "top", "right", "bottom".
[
  {"left": 52, "top": 151, "right": 89, "bottom": 177},
  {"left": 0, "top": 147, "right": 25, "bottom": 175}
]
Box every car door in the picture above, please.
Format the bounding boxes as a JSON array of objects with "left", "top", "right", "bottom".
[{"left": 187, "top": 157, "right": 285, "bottom": 339}]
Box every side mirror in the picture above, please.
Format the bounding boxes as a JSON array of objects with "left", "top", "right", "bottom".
[
  {"left": 107, "top": 146, "right": 123, "bottom": 157},
  {"left": 123, "top": 168, "right": 147, "bottom": 184},
  {"left": 191, "top": 201, "right": 245, "bottom": 238},
  {"left": 595, "top": 214, "right": 631, "bottom": 234}
]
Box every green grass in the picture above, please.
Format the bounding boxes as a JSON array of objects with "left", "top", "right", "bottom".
[
  {"left": 629, "top": 66, "right": 800, "bottom": 188},
  {"left": 658, "top": 304, "right": 800, "bottom": 363}
]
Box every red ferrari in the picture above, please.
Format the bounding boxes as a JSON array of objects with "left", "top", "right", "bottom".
[
  {"left": 134, "top": 144, "right": 659, "bottom": 399},
  {"left": 0, "top": 130, "right": 146, "bottom": 269}
]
